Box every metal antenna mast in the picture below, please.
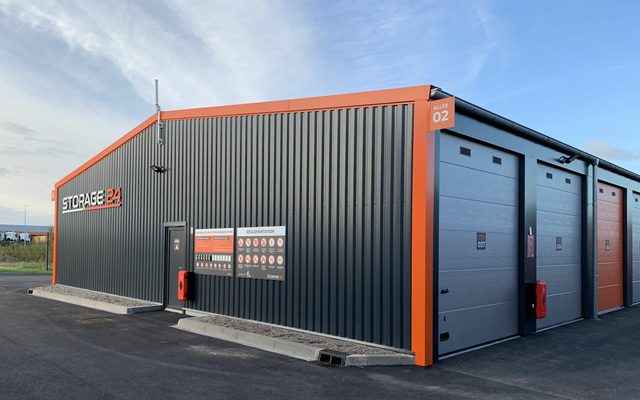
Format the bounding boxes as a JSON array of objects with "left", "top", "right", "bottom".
[{"left": 155, "top": 79, "right": 164, "bottom": 145}]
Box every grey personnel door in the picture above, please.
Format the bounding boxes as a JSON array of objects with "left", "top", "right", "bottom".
[
  {"left": 536, "top": 164, "right": 582, "bottom": 329},
  {"left": 438, "top": 133, "right": 519, "bottom": 356},
  {"left": 165, "top": 225, "right": 187, "bottom": 309}
]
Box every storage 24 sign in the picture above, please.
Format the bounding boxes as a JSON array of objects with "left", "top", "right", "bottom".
[
  {"left": 236, "top": 226, "right": 286, "bottom": 281},
  {"left": 61, "top": 187, "right": 122, "bottom": 214}
]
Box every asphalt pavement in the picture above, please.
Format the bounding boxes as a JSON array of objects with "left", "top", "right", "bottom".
[{"left": 2, "top": 275, "right": 640, "bottom": 399}]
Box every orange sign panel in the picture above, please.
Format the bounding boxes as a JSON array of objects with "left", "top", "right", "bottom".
[
  {"left": 428, "top": 97, "right": 455, "bottom": 131},
  {"left": 194, "top": 228, "right": 234, "bottom": 277}
]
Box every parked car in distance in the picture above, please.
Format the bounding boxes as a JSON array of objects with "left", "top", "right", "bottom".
[
  {"left": 18, "top": 232, "right": 31, "bottom": 243},
  {"left": 4, "top": 231, "right": 18, "bottom": 241}
]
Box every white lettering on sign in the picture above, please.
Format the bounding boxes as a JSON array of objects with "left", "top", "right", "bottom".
[
  {"left": 61, "top": 186, "right": 122, "bottom": 214},
  {"left": 432, "top": 108, "right": 449, "bottom": 124}
]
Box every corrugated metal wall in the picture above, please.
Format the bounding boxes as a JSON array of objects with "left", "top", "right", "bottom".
[{"left": 57, "top": 104, "right": 414, "bottom": 349}]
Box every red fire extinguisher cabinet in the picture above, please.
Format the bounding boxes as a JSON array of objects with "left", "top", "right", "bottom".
[
  {"left": 535, "top": 281, "right": 547, "bottom": 319},
  {"left": 178, "top": 270, "right": 189, "bottom": 301}
]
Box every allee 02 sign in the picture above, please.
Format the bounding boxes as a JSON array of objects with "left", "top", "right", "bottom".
[
  {"left": 62, "top": 186, "right": 122, "bottom": 214},
  {"left": 429, "top": 97, "right": 455, "bottom": 131}
]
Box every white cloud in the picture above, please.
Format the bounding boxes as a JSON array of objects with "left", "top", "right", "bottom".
[
  {"left": 0, "top": 0, "right": 319, "bottom": 108},
  {"left": 0, "top": 0, "right": 502, "bottom": 224},
  {"left": 583, "top": 139, "right": 640, "bottom": 161}
]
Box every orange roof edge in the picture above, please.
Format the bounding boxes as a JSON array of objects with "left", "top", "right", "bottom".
[{"left": 54, "top": 84, "right": 431, "bottom": 188}]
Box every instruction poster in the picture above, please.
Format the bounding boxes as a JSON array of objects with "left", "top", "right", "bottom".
[
  {"left": 194, "top": 228, "right": 234, "bottom": 277},
  {"left": 235, "top": 226, "right": 286, "bottom": 281}
]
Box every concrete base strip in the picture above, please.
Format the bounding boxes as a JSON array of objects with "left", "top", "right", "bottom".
[
  {"left": 29, "top": 288, "right": 162, "bottom": 315},
  {"left": 176, "top": 317, "right": 322, "bottom": 362},
  {"left": 344, "top": 354, "right": 415, "bottom": 367},
  {"left": 175, "top": 317, "right": 416, "bottom": 366}
]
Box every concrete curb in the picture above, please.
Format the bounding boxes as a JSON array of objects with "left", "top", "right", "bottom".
[
  {"left": 29, "top": 288, "right": 162, "bottom": 315},
  {"left": 175, "top": 317, "right": 416, "bottom": 366},
  {"left": 175, "top": 317, "right": 322, "bottom": 362},
  {"left": 344, "top": 354, "right": 415, "bottom": 367}
]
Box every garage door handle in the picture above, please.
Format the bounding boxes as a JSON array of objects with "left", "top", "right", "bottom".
[{"left": 440, "top": 288, "right": 449, "bottom": 294}]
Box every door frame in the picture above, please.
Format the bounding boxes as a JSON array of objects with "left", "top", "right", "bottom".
[{"left": 163, "top": 221, "right": 188, "bottom": 309}]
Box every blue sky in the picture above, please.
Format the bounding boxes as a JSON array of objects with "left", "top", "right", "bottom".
[{"left": 0, "top": 0, "right": 639, "bottom": 225}]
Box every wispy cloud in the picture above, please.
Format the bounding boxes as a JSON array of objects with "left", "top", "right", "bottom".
[
  {"left": 0, "top": 0, "right": 318, "bottom": 107},
  {"left": 0, "top": 167, "right": 12, "bottom": 177},
  {"left": 1, "top": 120, "right": 38, "bottom": 136},
  {"left": 583, "top": 139, "right": 640, "bottom": 161},
  {"left": 0, "top": 0, "right": 503, "bottom": 224}
]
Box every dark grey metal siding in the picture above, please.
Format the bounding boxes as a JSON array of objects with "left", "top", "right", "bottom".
[
  {"left": 438, "top": 133, "right": 519, "bottom": 355},
  {"left": 536, "top": 164, "right": 582, "bottom": 329},
  {"left": 57, "top": 105, "right": 414, "bottom": 349},
  {"left": 633, "top": 192, "right": 640, "bottom": 304}
]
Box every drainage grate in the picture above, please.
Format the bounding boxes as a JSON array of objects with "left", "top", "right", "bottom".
[{"left": 318, "top": 350, "right": 347, "bottom": 367}]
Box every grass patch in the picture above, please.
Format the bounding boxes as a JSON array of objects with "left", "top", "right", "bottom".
[
  {"left": 0, "top": 261, "right": 52, "bottom": 274},
  {"left": 0, "top": 241, "right": 52, "bottom": 262}
]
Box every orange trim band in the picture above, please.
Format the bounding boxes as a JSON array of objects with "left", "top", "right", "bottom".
[
  {"left": 84, "top": 203, "right": 121, "bottom": 211},
  {"left": 411, "top": 98, "right": 435, "bottom": 366}
]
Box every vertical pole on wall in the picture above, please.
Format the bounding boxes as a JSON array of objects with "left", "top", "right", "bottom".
[
  {"left": 624, "top": 188, "right": 634, "bottom": 306},
  {"left": 46, "top": 228, "right": 49, "bottom": 271},
  {"left": 411, "top": 96, "right": 435, "bottom": 366},
  {"left": 592, "top": 160, "right": 599, "bottom": 317},
  {"left": 583, "top": 164, "right": 596, "bottom": 318},
  {"left": 519, "top": 156, "right": 537, "bottom": 335},
  {"left": 155, "top": 79, "right": 164, "bottom": 146}
]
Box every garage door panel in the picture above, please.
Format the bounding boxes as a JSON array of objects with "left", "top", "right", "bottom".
[
  {"left": 440, "top": 134, "right": 518, "bottom": 179},
  {"left": 598, "top": 240, "right": 623, "bottom": 263},
  {"left": 438, "top": 133, "right": 518, "bottom": 355},
  {"left": 632, "top": 237, "right": 640, "bottom": 258},
  {"left": 440, "top": 162, "right": 518, "bottom": 206},
  {"left": 633, "top": 194, "right": 640, "bottom": 304},
  {"left": 633, "top": 261, "right": 640, "bottom": 281},
  {"left": 537, "top": 234, "right": 581, "bottom": 265},
  {"left": 599, "top": 262, "right": 624, "bottom": 287},
  {"left": 440, "top": 197, "right": 517, "bottom": 233},
  {"left": 537, "top": 292, "right": 582, "bottom": 329},
  {"left": 598, "top": 184, "right": 623, "bottom": 204},
  {"left": 439, "top": 230, "right": 517, "bottom": 271},
  {"left": 598, "top": 285, "right": 624, "bottom": 312},
  {"left": 537, "top": 187, "right": 581, "bottom": 215},
  {"left": 536, "top": 164, "right": 582, "bottom": 329},
  {"left": 536, "top": 211, "right": 581, "bottom": 236},
  {"left": 439, "top": 268, "right": 517, "bottom": 311},
  {"left": 438, "top": 301, "right": 518, "bottom": 355},
  {"left": 537, "top": 264, "right": 581, "bottom": 295},
  {"left": 537, "top": 167, "right": 581, "bottom": 194},
  {"left": 598, "top": 201, "right": 623, "bottom": 222},
  {"left": 598, "top": 220, "right": 623, "bottom": 237}
]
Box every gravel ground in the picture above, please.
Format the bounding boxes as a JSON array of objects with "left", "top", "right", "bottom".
[
  {"left": 33, "top": 284, "right": 158, "bottom": 307},
  {"left": 196, "top": 315, "right": 406, "bottom": 355}
]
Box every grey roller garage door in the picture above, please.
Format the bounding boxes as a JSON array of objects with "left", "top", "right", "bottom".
[
  {"left": 536, "top": 164, "right": 582, "bottom": 330},
  {"left": 633, "top": 193, "right": 640, "bottom": 304},
  {"left": 438, "top": 133, "right": 519, "bottom": 355}
]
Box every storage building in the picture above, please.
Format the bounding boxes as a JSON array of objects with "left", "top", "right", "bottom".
[{"left": 52, "top": 85, "right": 640, "bottom": 366}]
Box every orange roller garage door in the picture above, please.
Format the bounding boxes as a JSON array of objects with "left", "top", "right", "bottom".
[{"left": 597, "top": 182, "right": 624, "bottom": 313}]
